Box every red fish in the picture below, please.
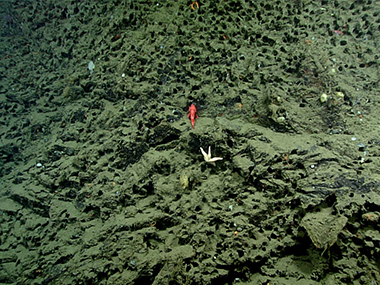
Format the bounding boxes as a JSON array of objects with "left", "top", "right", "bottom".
[
  {"left": 187, "top": 104, "right": 198, "bottom": 129},
  {"left": 331, "top": 30, "right": 344, "bottom": 35}
]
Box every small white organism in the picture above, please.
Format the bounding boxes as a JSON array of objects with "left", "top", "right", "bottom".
[{"left": 88, "top": 61, "right": 95, "bottom": 74}]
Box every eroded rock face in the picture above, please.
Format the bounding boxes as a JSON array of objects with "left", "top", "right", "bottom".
[
  {"left": 1, "top": 0, "right": 380, "bottom": 284},
  {"left": 301, "top": 208, "right": 348, "bottom": 253}
]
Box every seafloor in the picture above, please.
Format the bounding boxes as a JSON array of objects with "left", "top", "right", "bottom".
[{"left": 1, "top": 0, "right": 380, "bottom": 284}]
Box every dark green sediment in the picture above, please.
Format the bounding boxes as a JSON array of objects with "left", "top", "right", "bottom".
[{"left": 1, "top": 0, "right": 380, "bottom": 284}]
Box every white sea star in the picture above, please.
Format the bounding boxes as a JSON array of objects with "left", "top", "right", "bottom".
[{"left": 200, "top": 146, "right": 223, "bottom": 165}]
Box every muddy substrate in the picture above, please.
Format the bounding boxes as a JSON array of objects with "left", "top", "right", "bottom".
[{"left": 1, "top": 0, "right": 380, "bottom": 284}]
